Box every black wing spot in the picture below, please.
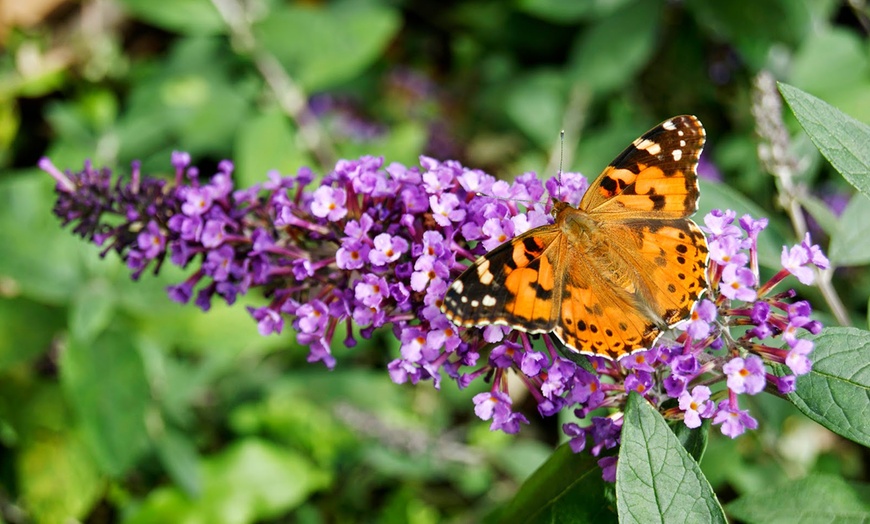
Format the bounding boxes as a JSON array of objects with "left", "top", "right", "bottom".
[
  {"left": 619, "top": 322, "right": 628, "bottom": 331},
  {"left": 590, "top": 324, "right": 598, "bottom": 334},
  {"left": 676, "top": 244, "right": 688, "bottom": 254},
  {"left": 577, "top": 320, "right": 587, "bottom": 331},
  {"left": 600, "top": 176, "right": 619, "bottom": 194},
  {"left": 650, "top": 193, "right": 666, "bottom": 210},
  {"left": 668, "top": 284, "right": 676, "bottom": 293}
]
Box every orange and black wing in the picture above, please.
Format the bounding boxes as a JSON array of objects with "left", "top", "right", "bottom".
[
  {"left": 441, "top": 226, "right": 565, "bottom": 334},
  {"left": 579, "top": 115, "right": 705, "bottom": 219}
]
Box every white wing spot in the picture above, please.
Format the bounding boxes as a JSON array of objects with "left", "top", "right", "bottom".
[
  {"left": 662, "top": 119, "right": 677, "bottom": 131},
  {"left": 470, "top": 300, "right": 480, "bottom": 307},
  {"left": 476, "top": 259, "right": 495, "bottom": 285},
  {"left": 451, "top": 280, "right": 464, "bottom": 292},
  {"left": 460, "top": 296, "right": 468, "bottom": 303},
  {"left": 482, "top": 295, "right": 497, "bottom": 307},
  {"left": 672, "top": 149, "right": 682, "bottom": 161},
  {"left": 633, "top": 138, "right": 661, "bottom": 156},
  {"left": 680, "top": 140, "right": 686, "bottom": 147}
]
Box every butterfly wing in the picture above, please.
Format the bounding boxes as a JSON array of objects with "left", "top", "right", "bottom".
[
  {"left": 551, "top": 218, "right": 707, "bottom": 359},
  {"left": 442, "top": 226, "right": 565, "bottom": 334},
  {"left": 553, "top": 251, "right": 663, "bottom": 359},
  {"left": 579, "top": 115, "right": 705, "bottom": 219}
]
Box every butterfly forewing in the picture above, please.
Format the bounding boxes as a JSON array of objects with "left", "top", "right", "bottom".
[
  {"left": 441, "top": 115, "right": 709, "bottom": 360},
  {"left": 579, "top": 115, "right": 705, "bottom": 218},
  {"left": 442, "top": 227, "right": 564, "bottom": 333}
]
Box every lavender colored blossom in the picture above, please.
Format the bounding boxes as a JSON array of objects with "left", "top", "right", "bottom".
[
  {"left": 41, "top": 149, "right": 830, "bottom": 482},
  {"left": 679, "top": 386, "right": 715, "bottom": 428}
]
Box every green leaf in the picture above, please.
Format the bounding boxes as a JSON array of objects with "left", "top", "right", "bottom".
[
  {"left": 504, "top": 70, "right": 567, "bottom": 149},
  {"left": 499, "top": 443, "right": 616, "bottom": 524},
  {"left": 68, "top": 278, "right": 117, "bottom": 343},
  {"left": 790, "top": 28, "right": 869, "bottom": 97},
  {"left": 154, "top": 428, "right": 202, "bottom": 497},
  {"left": 119, "top": 37, "right": 252, "bottom": 161},
  {"left": 60, "top": 328, "right": 152, "bottom": 476},
  {"left": 779, "top": 82, "right": 870, "bottom": 200},
  {"left": 685, "top": 0, "right": 810, "bottom": 69},
  {"left": 517, "top": 0, "right": 633, "bottom": 23},
  {"left": 785, "top": 327, "right": 870, "bottom": 447},
  {"left": 828, "top": 193, "right": 870, "bottom": 267},
  {"left": 19, "top": 431, "right": 103, "bottom": 523},
  {"left": 725, "top": 474, "right": 870, "bottom": 523},
  {"left": 0, "top": 298, "right": 64, "bottom": 371},
  {"left": 255, "top": 4, "right": 401, "bottom": 92},
  {"left": 796, "top": 192, "right": 840, "bottom": 238},
  {"left": 127, "top": 439, "right": 331, "bottom": 524},
  {"left": 234, "top": 108, "right": 312, "bottom": 190},
  {"left": 118, "top": 0, "right": 224, "bottom": 35},
  {"left": 617, "top": 392, "right": 725, "bottom": 523},
  {"left": 567, "top": 0, "right": 662, "bottom": 95},
  {"left": 670, "top": 417, "right": 710, "bottom": 464}
]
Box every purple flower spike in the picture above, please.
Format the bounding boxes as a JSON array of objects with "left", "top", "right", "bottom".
[{"left": 43, "top": 145, "right": 829, "bottom": 474}]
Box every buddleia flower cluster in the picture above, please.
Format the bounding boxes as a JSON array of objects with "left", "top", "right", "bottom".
[{"left": 41, "top": 153, "right": 827, "bottom": 479}]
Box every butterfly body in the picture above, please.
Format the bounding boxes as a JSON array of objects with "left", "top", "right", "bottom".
[{"left": 441, "top": 116, "right": 709, "bottom": 360}]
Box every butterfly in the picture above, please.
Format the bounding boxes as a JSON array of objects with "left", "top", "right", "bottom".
[{"left": 441, "top": 115, "right": 709, "bottom": 360}]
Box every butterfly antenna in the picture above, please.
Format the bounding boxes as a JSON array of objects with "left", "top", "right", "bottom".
[{"left": 558, "top": 129, "right": 565, "bottom": 201}]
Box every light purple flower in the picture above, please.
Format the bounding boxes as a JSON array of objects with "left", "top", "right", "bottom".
[
  {"left": 801, "top": 233, "right": 829, "bottom": 269},
  {"left": 563, "top": 423, "right": 587, "bottom": 453},
  {"left": 781, "top": 243, "right": 815, "bottom": 285},
  {"left": 137, "top": 221, "right": 165, "bottom": 259},
  {"left": 429, "top": 193, "right": 466, "bottom": 227},
  {"left": 310, "top": 186, "right": 348, "bottom": 221},
  {"left": 713, "top": 400, "right": 758, "bottom": 438},
  {"left": 679, "top": 385, "right": 714, "bottom": 428},
  {"left": 181, "top": 187, "right": 212, "bottom": 216},
  {"left": 684, "top": 299, "right": 716, "bottom": 339},
  {"left": 785, "top": 339, "right": 813, "bottom": 375},
  {"left": 720, "top": 264, "right": 758, "bottom": 301},
  {"left": 369, "top": 233, "right": 409, "bottom": 266},
  {"left": 723, "top": 355, "right": 766, "bottom": 395}
]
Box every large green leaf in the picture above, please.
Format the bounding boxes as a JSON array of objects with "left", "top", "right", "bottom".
[
  {"left": 255, "top": 4, "right": 401, "bottom": 92},
  {"left": 126, "top": 439, "right": 331, "bottom": 524},
  {"left": 567, "top": 0, "right": 662, "bottom": 95},
  {"left": 61, "top": 328, "right": 152, "bottom": 476},
  {"left": 504, "top": 70, "right": 567, "bottom": 150},
  {"left": 784, "top": 327, "right": 870, "bottom": 447},
  {"left": 617, "top": 392, "right": 725, "bottom": 523},
  {"left": 828, "top": 192, "right": 870, "bottom": 267},
  {"left": 686, "top": 0, "right": 810, "bottom": 69},
  {"left": 234, "top": 108, "right": 312, "bottom": 190},
  {"left": 499, "top": 443, "right": 616, "bottom": 523},
  {"left": 779, "top": 82, "right": 870, "bottom": 200},
  {"left": 119, "top": 0, "right": 224, "bottom": 34},
  {"left": 726, "top": 474, "right": 870, "bottom": 523}
]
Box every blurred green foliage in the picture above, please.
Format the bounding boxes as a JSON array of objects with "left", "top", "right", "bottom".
[{"left": 0, "top": 0, "right": 869, "bottom": 521}]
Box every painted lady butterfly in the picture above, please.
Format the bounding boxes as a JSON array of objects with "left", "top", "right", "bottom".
[{"left": 441, "top": 115, "right": 709, "bottom": 360}]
